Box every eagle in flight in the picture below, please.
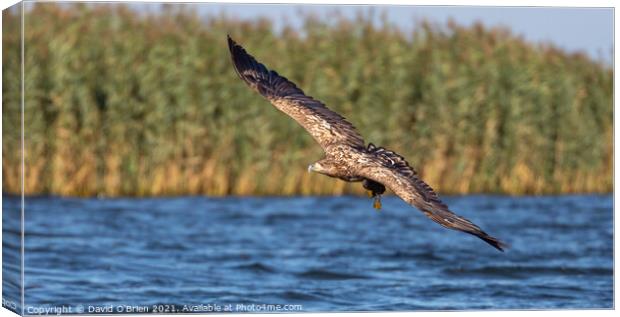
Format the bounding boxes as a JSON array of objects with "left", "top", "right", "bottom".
[{"left": 228, "top": 36, "right": 506, "bottom": 252}]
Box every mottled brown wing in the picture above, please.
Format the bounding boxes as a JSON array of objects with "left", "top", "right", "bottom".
[
  {"left": 358, "top": 145, "right": 506, "bottom": 251},
  {"left": 227, "top": 36, "right": 364, "bottom": 150}
]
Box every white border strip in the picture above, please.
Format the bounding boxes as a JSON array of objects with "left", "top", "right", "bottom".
[{"left": 11, "top": 0, "right": 620, "bottom": 8}]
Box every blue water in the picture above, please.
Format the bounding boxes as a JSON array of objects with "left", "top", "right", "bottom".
[{"left": 2, "top": 194, "right": 613, "bottom": 313}]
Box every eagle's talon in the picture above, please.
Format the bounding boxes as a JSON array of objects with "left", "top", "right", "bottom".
[
  {"left": 373, "top": 197, "right": 382, "bottom": 210},
  {"left": 367, "top": 190, "right": 374, "bottom": 198}
]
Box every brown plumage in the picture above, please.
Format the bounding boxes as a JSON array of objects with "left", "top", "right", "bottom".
[{"left": 227, "top": 35, "right": 506, "bottom": 252}]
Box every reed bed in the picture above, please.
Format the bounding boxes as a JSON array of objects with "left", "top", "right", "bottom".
[{"left": 2, "top": 4, "right": 613, "bottom": 197}]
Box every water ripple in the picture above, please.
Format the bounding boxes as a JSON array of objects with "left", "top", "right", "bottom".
[{"left": 2, "top": 194, "right": 612, "bottom": 311}]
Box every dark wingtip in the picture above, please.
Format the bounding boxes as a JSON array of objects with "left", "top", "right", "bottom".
[
  {"left": 227, "top": 34, "right": 236, "bottom": 51},
  {"left": 480, "top": 234, "right": 508, "bottom": 252},
  {"left": 226, "top": 35, "right": 252, "bottom": 80},
  {"left": 227, "top": 35, "right": 240, "bottom": 62},
  {"left": 226, "top": 35, "right": 303, "bottom": 99}
]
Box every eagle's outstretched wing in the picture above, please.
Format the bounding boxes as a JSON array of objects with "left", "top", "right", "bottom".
[
  {"left": 358, "top": 144, "right": 507, "bottom": 251},
  {"left": 228, "top": 36, "right": 365, "bottom": 150}
]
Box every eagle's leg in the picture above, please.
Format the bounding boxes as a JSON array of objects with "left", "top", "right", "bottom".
[{"left": 362, "top": 179, "right": 386, "bottom": 210}]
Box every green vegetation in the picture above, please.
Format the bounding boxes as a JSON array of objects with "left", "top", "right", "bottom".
[{"left": 2, "top": 4, "right": 612, "bottom": 197}]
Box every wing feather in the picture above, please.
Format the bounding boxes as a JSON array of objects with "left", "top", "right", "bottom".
[
  {"left": 228, "top": 36, "right": 364, "bottom": 150},
  {"left": 359, "top": 145, "right": 506, "bottom": 251}
]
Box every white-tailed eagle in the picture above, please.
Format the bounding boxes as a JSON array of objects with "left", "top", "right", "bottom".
[{"left": 228, "top": 36, "right": 506, "bottom": 252}]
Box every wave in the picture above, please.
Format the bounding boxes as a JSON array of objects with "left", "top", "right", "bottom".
[
  {"left": 444, "top": 265, "right": 612, "bottom": 277},
  {"left": 296, "top": 269, "right": 370, "bottom": 280},
  {"left": 234, "top": 262, "right": 276, "bottom": 273}
]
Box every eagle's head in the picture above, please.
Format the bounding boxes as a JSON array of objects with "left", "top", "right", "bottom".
[
  {"left": 307, "top": 160, "right": 338, "bottom": 176},
  {"left": 307, "top": 162, "right": 323, "bottom": 173}
]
